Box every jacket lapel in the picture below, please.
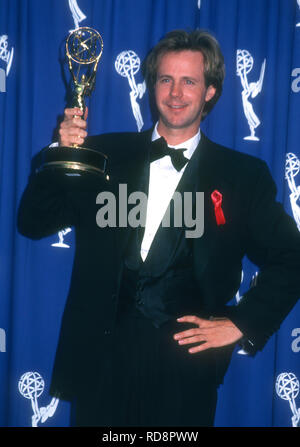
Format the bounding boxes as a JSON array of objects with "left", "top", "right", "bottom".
[
  {"left": 113, "top": 129, "right": 153, "bottom": 259},
  {"left": 191, "top": 134, "right": 223, "bottom": 278}
]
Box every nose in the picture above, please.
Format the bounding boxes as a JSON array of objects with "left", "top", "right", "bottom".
[{"left": 170, "top": 81, "right": 183, "bottom": 98}]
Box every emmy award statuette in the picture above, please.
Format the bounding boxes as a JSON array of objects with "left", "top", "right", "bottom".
[{"left": 38, "top": 27, "right": 108, "bottom": 177}]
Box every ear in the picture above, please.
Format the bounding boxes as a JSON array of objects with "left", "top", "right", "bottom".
[{"left": 205, "top": 85, "right": 216, "bottom": 102}]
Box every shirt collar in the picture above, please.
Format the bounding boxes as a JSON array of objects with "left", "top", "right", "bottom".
[{"left": 151, "top": 122, "right": 201, "bottom": 160}]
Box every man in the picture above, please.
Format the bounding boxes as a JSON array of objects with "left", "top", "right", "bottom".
[{"left": 18, "top": 30, "right": 300, "bottom": 427}]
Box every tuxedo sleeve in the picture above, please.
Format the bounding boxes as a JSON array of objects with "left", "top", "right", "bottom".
[
  {"left": 17, "top": 132, "right": 115, "bottom": 240},
  {"left": 225, "top": 160, "right": 300, "bottom": 354},
  {"left": 17, "top": 167, "right": 82, "bottom": 239}
]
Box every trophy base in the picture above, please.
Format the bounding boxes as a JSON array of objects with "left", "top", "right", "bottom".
[{"left": 37, "top": 145, "right": 108, "bottom": 178}]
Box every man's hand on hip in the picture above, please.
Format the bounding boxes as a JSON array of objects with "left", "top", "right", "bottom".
[{"left": 173, "top": 315, "right": 243, "bottom": 354}]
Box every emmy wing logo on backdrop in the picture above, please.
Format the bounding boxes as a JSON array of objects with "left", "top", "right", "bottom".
[
  {"left": 0, "top": 34, "right": 14, "bottom": 92},
  {"left": 52, "top": 227, "right": 72, "bottom": 248},
  {"left": 276, "top": 372, "right": 300, "bottom": 427},
  {"left": 115, "top": 50, "right": 146, "bottom": 132},
  {"left": 285, "top": 153, "right": 300, "bottom": 231},
  {"left": 0, "top": 328, "right": 5, "bottom": 352},
  {"left": 68, "top": 0, "right": 86, "bottom": 31},
  {"left": 236, "top": 49, "right": 266, "bottom": 141},
  {"left": 18, "top": 372, "right": 59, "bottom": 427},
  {"left": 297, "top": 0, "right": 300, "bottom": 27},
  {"left": 0, "top": 34, "right": 14, "bottom": 75}
]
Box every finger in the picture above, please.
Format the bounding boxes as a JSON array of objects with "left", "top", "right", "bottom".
[
  {"left": 72, "top": 135, "right": 85, "bottom": 145},
  {"left": 59, "top": 132, "right": 86, "bottom": 146},
  {"left": 64, "top": 107, "right": 84, "bottom": 118},
  {"left": 177, "top": 315, "right": 206, "bottom": 325},
  {"left": 66, "top": 127, "right": 87, "bottom": 137},
  {"left": 173, "top": 328, "right": 200, "bottom": 340},
  {"left": 59, "top": 128, "right": 87, "bottom": 140},
  {"left": 188, "top": 342, "right": 211, "bottom": 354},
  {"left": 177, "top": 335, "right": 206, "bottom": 346},
  {"left": 59, "top": 125, "right": 87, "bottom": 138},
  {"left": 61, "top": 117, "right": 87, "bottom": 129}
]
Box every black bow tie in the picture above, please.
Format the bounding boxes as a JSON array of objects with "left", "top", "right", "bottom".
[{"left": 150, "top": 137, "right": 188, "bottom": 171}]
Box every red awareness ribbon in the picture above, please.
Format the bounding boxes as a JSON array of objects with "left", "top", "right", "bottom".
[{"left": 211, "top": 190, "right": 226, "bottom": 225}]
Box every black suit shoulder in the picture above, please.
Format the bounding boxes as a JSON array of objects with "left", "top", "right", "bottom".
[
  {"left": 85, "top": 129, "right": 152, "bottom": 166},
  {"left": 201, "top": 134, "right": 275, "bottom": 196},
  {"left": 203, "top": 134, "right": 267, "bottom": 172}
]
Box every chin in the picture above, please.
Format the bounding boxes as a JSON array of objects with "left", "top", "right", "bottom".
[
  {"left": 162, "top": 116, "right": 198, "bottom": 130},
  {"left": 159, "top": 109, "right": 201, "bottom": 130}
]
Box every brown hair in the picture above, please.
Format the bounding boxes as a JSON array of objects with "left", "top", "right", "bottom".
[{"left": 143, "top": 29, "right": 225, "bottom": 120}]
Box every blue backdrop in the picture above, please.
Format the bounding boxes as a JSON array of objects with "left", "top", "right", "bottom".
[{"left": 0, "top": 0, "right": 300, "bottom": 428}]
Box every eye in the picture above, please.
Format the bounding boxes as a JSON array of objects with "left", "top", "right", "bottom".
[
  {"left": 185, "top": 79, "right": 195, "bottom": 85},
  {"left": 159, "top": 77, "right": 170, "bottom": 84}
]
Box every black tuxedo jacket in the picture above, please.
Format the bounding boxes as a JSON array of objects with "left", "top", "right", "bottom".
[{"left": 18, "top": 129, "right": 300, "bottom": 399}]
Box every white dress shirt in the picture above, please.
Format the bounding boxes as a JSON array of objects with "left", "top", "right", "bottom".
[{"left": 140, "top": 123, "right": 201, "bottom": 261}]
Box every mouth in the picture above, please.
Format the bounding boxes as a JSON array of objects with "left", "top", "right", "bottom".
[{"left": 166, "top": 104, "right": 188, "bottom": 110}]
